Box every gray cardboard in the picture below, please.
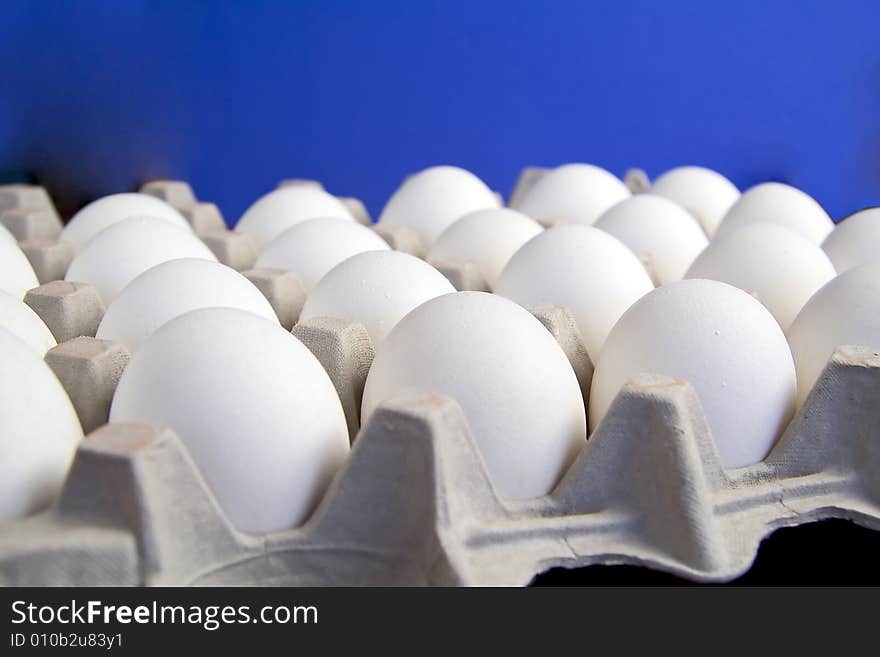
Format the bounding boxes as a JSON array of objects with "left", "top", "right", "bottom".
[
  {"left": 24, "top": 281, "right": 105, "bottom": 342},
  {"left": 373, "top": 224, "right": 425, "bottom": 257},
  {"left": 243, "top": 268, "right": 306, "bottom": 330},
  {"left": 0, "top": 207, "right": 62, "bottom": 241},
  {"left": 508, "top": 166, "right": 550, "bottom": 208},
  {"left": 19, "top": 239, "right": 76, "bottom": 284},
  {"left": 624, "top": 168, "right": 651, "bottom": 194},
  {"left": 428, "top": 259, "right": 490, "bottom": 292},
  {"left": 181, "top": 202, "right": 227, "bottom": 237},
  {"left": 0, "top": 184, "right": 61, "bottom": 222},
  {"left": 45, "top": 337, "right": 130, "bottom": 434},
  {"left": 203, "top": 231, "right": 258, "bottom": 271},
  {"left": 140, "top": 180, "right": 198, "bottom": 210},
  {"left": 338, "top": 197, "right": 372, "bottom": 226}
]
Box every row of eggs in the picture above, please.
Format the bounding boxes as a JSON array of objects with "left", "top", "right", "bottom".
[{"left": 1, "top": 164, "right": 879, "bottom": 536}]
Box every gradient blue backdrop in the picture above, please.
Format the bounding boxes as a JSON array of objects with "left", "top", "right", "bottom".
[{"left": 2, "top": 0, "right": 879, "bottom": 223}]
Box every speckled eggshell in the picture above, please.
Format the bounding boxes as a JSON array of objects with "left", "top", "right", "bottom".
[
  {"left": 235, "top": 186, "right": 354, "bottom": 251},
  {"left": 590, "top": 279, "right": 797, "bottom": 468},
  {"left": 0, "top": 328, "right": 83, "bottom": 522},
  {"left": 650, "top": 166, "right": 740, "bottom": 237},
  {"left": 0, "top": 236, "right": 39, "bottom": 299},
  {"left": 60, "top": 193, "right": 192, "bottom": 250},
  {"left": 686, "top": 222, "right": 836, "bottom": 330},
  {"left": 512, "top": 163, "right": 630, "bottom": 226},
  {"left": 65, "top": 216, "right": 218, "bottom": 305},
  {"left": 427, "top": 208, "right": 543, "bottom": 289},
  {"left": 361, "top": 291, "right": 586, "bottom": 500},
  {"left": 594, "top": 194, "right": 709, "bottom": 284},
  {"left": 494, "top": 224, "right": 654, "bottom": 362},
  {"left": 376, "top": 165, "right": 500, "bottom": 246},
  {"left": 97, "top": 258, "right": 278, "bottom": 352},
  {"left": 821, "top": 207, "right": 880, "bottom": 273},
  {"left": 255, "top": 217, "right": 390, "bottom": 291},
  {"left": 0, "top": 290, "right": 56, "bottom": 355},
  {"left": 299, "top": 250, "right": 455, "bottom": 345},
  {"left": 110, "top": 307, "right": 350, "bottom": 533},
  {"left": 786, "top": 263, "right": 880, "bottom": 407},
  {"left": 716, "top": 182, "right": 833, "bottom": 245}
]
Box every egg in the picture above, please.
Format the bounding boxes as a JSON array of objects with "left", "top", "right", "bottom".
[
  {"left": 716, "top": 182, "right": 833, "bottom": 245},
  {"left": 0, "top": 328, "right": 83, "bottom": 521},
  {"left": 426, "top": 208, "right": 543, "bottom": 290},
  {"left": 821, "top": 206, "right": 880, "bottom": 273},
  {"left": 361, "top": 292, "right": 586, "bottom": 499},
  {"left": 299, "top": 250, "right": 455, "bottom": 344},
  {"left": 685, "top": 223, "right": 836, "bottom": 330},
  {"left": 594, "top": 194, "right": 709, "bottom": 284},
  {"left": 235, "top": 186, "right": 355, "bottom": 251},
  {"left": 494, "top": 224, "right": 653, "bottom": 362},
  {"left": 97, "top": 258, "right": 278, "bottom": 352},
  {"left": 110, "top": 307, "right": 349, "bottom": 533},
  {"left": 590, "top": 279, "right": 796, "bottom": 468},
  {"left": 0, "top": 235, "right": 39, "bottom": 299},
  {"left": 511, "top": 163, "right": 630, "bottom": 226},
  {"left": 786, "top": 263, "right": 880, "bottom": 407},
  {"left": 376, "top": 165, "right": 500, "bottom": 246},
  {"left": 255, "top": 217, "right": 390, "bottom": 291},
  {"left": 649, "top": 166, "right": 740, "bottom": 237},
  {"left": 0, "top": 222, "right": 17, "bottom": 245},
  {"left": 59, "top": 193, "right": 192, "bottom": 250},
  {"left": 0, "top": 290, "right": 56, "bottom": 355},
  {"left": 65, "top": 216, "right": 218, "bottom": 305}
]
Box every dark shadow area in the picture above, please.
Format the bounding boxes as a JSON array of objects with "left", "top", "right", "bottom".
[{"left": 530, "top": 519, "right": 880, "bottom": 586}]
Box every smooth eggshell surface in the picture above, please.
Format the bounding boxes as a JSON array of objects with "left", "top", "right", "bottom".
[
  {"left": 235, "top": 186, "right": 354, "bottom": 251},
  {"left": 786, "top": 263, "right": 880, "bottom": 407},
  {"left": 65, "top": 216, "right": 218, "bottom": 305},
  {"left": 594, "top": 194, "right": 709, "bottom": 284},
  {"left": 0, "top": 328, "right": 83, "bottom": 522},
  {"left": 97, "top": 258, "right": 278, "bottom": 352},
  {"left": 512, "top": 163, "right": 630, "bottom": 226},
  {"left": 649, "top": 166, "right": 740, "bottom": 237},
  {"left": 716, "top": 182, "right": 833, "bottom": 245},
  {"left": 60, "top": 193, "right": 192, "bottom": 250},
  {"left": 427, "top": 208, "right": 543, "bottom": 289},
  {"left": 376, "top": 165, "right": 500, "bottom": 246},
  {"left": 0, "top": 237, "right": 39, "bottom": 299},
  {"left": 361, "top": 292, "right": 586, "bottom": 500},
  {"left": 110, "top": 307, "right": 350, "bottom": 533},
  {"left": 0, "top": 290, "right": 56, "bottom": 355},
  {"left": 494, "top": 224, "right": 654, "bottom": 362},
  {"left": 685, "top": 222, "right": 836, "bottom": 330},
  {"left": 255, "top": 217, "right": 390, "bottom": 291},
  {"left": 589, "top": 279, "right": 797, "bottom": 468},
  {"left": 821, "top": 207, "right": 880, "bottom": 273},
  {"left": 299, "top": 250, "right": 455, "bottom": 345}
]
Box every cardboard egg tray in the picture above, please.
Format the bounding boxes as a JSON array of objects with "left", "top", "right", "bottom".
[
  {"left": 3, "top": 181, "right": 880, "bottom": 586},
  {"left": 2, "top": 263, "right": 880, "bottom": 586}
]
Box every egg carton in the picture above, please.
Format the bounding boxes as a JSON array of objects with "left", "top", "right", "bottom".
[{"left": 3, "top": 267, "right": 880, "bottom": 584}]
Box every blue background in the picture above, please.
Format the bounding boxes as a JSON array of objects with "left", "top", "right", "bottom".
[{"left": 2, "top": 0, "right": 879, "bottom": 223}]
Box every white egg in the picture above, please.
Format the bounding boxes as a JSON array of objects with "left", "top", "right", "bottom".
[
  {"left": 594, "top": 194, "right": 709, "bottom": 284},
  {"left": 65, "top": 216, "right": 218, "bottom": 305},
  {"left": 426, "top": 208, "right": 543, "bottom": 289},
  {"left": 0, "top": 328, "right": 83, "bottom": 522},
  {"left": 255, "top": 217, "right": 390, "bottom": 291},
  {"left": 786, "top": 263, "right": 880, "bottom": 407},
  {"left": 299, "top": 250, "right": 455, "bottom": 344},
  {"left": 110, "top": 307, "right": 349, "bottom": 533},
  {"left": 590, "top": 280, "right": 796, "bottom": 468},
  {"left": 495, "top": 224, "right": 653, "bottom": 362},
  {"left": 511, "top": 163, "right": 630, "bottom": 226},
  {"left": 821, "top": 207, "right": 880, "bottom": 273},
  {"left": 0, "top": 290, "right": 56, "bottom": 355},
  {"left": 59, "top": 193, "right": 192, "bottom": 250},
  {"left": 361, "top": 292, "right": 586, "bottom": 499},
  {"left": 0, "top": 236, "right": 39, "bottom": 299},
  {"left": 716, "top": 182, "right": 833, "bottom": 245},
  {"left": 650, "top": 166, "right": 740, "bottom": 237},
  {"left": 235, "top": 186, "right": 354, "bottom": 251},
  {"left": 685, "top": 223, "right": 836, "bottom": 330},
  {"left": 97, "top": 258, "right": 278, "bottom": 352},
  {"left": 376, "top": 165, "right": 500, "bottom": 246}
]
